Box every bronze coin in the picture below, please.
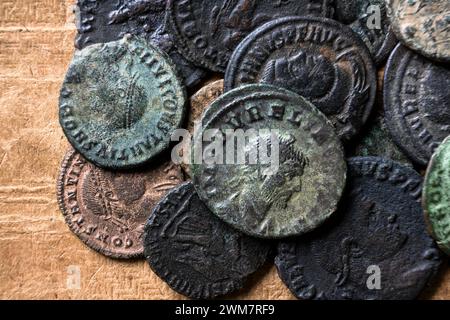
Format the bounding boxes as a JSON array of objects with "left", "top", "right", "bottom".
[{"left": 56, "top": 148, "right": 184, "bottom": 259}]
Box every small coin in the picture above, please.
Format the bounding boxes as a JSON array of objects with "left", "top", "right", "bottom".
[
  {"left": 275, "top": 157, "right": 443, "bottom": 300},
  {"left": 384, "top": 44, "right": 450, "bottom": 166},
  {"left": 144, "top": 182, "right": 270, "bottom": 299},
  {"left": 191, "top": 84, "right": 346, "bottom": 238},
  {"left": 179, "top": 79, "right": 224, "bottom": 176},
  {"left": 75, "top": 0, "right": 206, "bottom": 88},
  {"left": 167, "top": 0, "right": 335, "bottom": 72},
  {"left": 423, "top": 136, "right": 450, "bottom": 256},
  {"left": 386, "top": 0, "right": 450, "bottom": 63},
  {"left": 224, "top": 16, "right": 377, "bottom": 141},
  {"left": 349, "top": 110, "right": 413, "bottom": 167},
  {"left": 335, "top": 0, "right": 397, "bottom": 66},
  {"left": 57, "top": 148, "right": 184, "bottom": 259},
  {"left": 60, "top": 35, "right": 186, "bottom": 169}
]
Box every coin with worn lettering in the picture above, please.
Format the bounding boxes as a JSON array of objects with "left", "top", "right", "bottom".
[
  {"left": 60, "top": 35, "right": 186, "bottom": 169},
  {"left": 423, "top": 136, "right": 450, "bottom": 256},
  {"left": 179, "top": 79, "right": 224, "bottom": 176},
  {"left": 335, "top": 0, "right": 397, "bottom": 66},
  {"left": 57, "top": 148, "right": 184, "bottom": 259},
  {"left": 167, "top": 0, "right": 336, "bottom": 72},
  {"left": 386, "top": 0, "right": 450, "bottom": 63},
  {"left": 384, "top": 44, "right": 450, "bottom": 166},
  {"left": 75, "top": 0, "right": 206, "bottom": 88},
  {"left": 190, "top": 84, "right": 346, "bottom": 238},
  {"left": 144, "top": 182, "right": 270, "bottom": 299},
  {"left": 224, "top": 16, "right": 377, "bottom": 141},
  {"left": 276, "top": 157, "right": 442, "bottom": 300}
]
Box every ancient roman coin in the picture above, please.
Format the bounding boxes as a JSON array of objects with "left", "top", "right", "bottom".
[
  {"left": 179, "top": 79, "right": 224, "bottom": 176},
  {"left": 57, "top": 148, "right": 184, "bottom": 259},
  {"left": 144, "top": 182, "right": 270, "bottom": 299},
  {"left": 60, "top": 35, "right": 186, "bottom": 169},
  {"left": 335, "top": 0, "right": 397, "bottom": 66},
  {"left": 275, "top": 157, "right": 443, "bottom": 300},
  {"left": 386, "top": 0, "right": 450, "bottom": 63},
  {"left": 190, "top": 84, "right": 346, "bottom": 238},
  {"left": 349, "top": 110, "right": 412, "bottom": 167},
  {"left": 384, "top": 44, "right": 450, "bottom": 166},
  {"left": 167, "top": 0, "right": 336, "bottom": 72},
  {"left": 224, "top": 16, "right": 377, "bottom": 141},
  {"left": 423, "top": 136, "right": 450, "bottom": 256},
  {"left": 75, "top": 0, "right": 206, "bottom": 88}
]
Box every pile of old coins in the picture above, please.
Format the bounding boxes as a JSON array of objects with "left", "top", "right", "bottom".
[{"left": 56, "top": 1, "right": 449, "bottom": 300}]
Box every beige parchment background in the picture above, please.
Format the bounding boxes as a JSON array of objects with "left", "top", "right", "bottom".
[{"left": 0, "top": 0, "right": 448, "bottom": 299}]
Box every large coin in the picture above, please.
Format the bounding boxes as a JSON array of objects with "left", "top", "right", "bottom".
[
  {"left": 276, "top": 157, "right": 442, "bottom": 300},
  {"left": 224, "top": 16, "right": 377, "bottom": 141},
  {"left": 384, "top": 44, "right": 450, "bottom": 166},
  {"left": 423, "top": 136, "right": 450, "bottom": 256},
  {"left": 57, "top": 148, "right": 184, "bottom": 259},
  {"left": 335, "top": 0, "right": 397, "bottom": 66},
  {"left": 60, "top": 35, "right": 186, "bottom": 169},
  {"left": 144, "top": 182, "right": 270, "bottom": 299},
  {"left": 386, "top": 0, "right": 450, "bottom": 63},
  {"left": 191, "top": 84, "right": 346, "bottom": 238},
  {"left": 167, "top": 0, "right": 335, "bottom": 72},
  {"left": 75, "top": 0, "right": 206, "bottom": 89}
]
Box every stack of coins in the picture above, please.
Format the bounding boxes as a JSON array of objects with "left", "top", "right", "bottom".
[{"left": 57, "top": 0, "right": 449, "bottom": 300}]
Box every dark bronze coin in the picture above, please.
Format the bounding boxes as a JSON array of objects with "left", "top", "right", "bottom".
[
  {"left": 384, "top": 44, "right": 450, "bottom": 166},
  {"left": 275, "top": 157, "right": 442, "bottom": 300},
  {"left": 224, "top": 16, "right": 377, "bottom": 141},
  {"left": 75, "top": 0, "right": 206, "bottom": 88},
  {"left": 335, "top": 0, "right": 397, "bottom": 66},
  {"left": 143, "top": 182, "right": 270, "bottom": 299},
  {"left": 191, "top": 84, "right": 346, "bottom": 239},
  {"left": 57, "top": 148, "right": 184, "bottom": 259},
  {"left": 167, "top": 0, "right": 335, "bottom": 73},
  {"left": 60, "top": 35, "right": 186, "bottom": 169},
  {"left": 386, "top": 0, "right": 450, "bottom": 63}
]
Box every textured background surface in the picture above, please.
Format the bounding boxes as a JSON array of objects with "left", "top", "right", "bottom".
[{"left": 0, "top": 0, "right": 448, "bottom": 299}]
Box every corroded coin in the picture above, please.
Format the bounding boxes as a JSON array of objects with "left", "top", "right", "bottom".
[
  {"left": 60, "top": 35, "right": 186, "bottom": 169},
  {"left": 386, "top": 0, "right": 450, "bottom": 63},
  {"left": 224, "top": 16, "right": 377, "bottom": 141},
  {"left": 384, "top": 44, "right": 450, "bottom": 166},
  {"left": 423, "top": 136, "right": 450, "bottom": 255},
  {"left": 276, "top": 157, "right": 442, "bottom": 300},
  {"left": 335, "top": 0, "right": 397, "bottom": 66},
  {"left": 144, "top": 182, "right": 270, "bottom": 299},
  {"left": 167, "top": 0, "right": 335, "bottom": 72},
  {"left": 191, "top": 84, "right": 346, "bottom": 238},
  {"left": 180, "top": 79, "right": 224, "bottom": 176},
  {"left": 75, "top": 0, "right": 206, "bottom": 88},
  {"left": 57, "top": 148, "right": 184, "bottom": 259}
]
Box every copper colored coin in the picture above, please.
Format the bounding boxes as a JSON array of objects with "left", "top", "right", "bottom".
[
  {"left": 179, "top": 79, "right": 224, "bottom": 176},
  {"left": 56, "top": 148, "right": 184, "bottom": 259}
]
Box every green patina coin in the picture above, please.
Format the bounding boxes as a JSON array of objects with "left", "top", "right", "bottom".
[
  {"left": 191, "top": 84, "right": 347, "bottom": 239},
  {"left": 423, "top": 136, "right": 450, "bottom": 255},
  {"left": 59, "top": 35, "right": 186, "bottom": 169}
]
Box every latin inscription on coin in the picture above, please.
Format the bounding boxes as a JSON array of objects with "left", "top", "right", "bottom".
[
  {"left": 75, "top": 0, "right": 206, "bottom": 88},
  {"left": 386, "top": 0, "right": 450, "bottom": 63},
  {"left": 57, "top": 149, "right": 184, "bottom": 259},
  {"left": 60, "top": 36, "right": 186, "bottom": 169},
  {"left": 384, "top": 44, "right": 450, "bottom": 166},
  {"left": 423, "top": 136, "right": 450, "bottom": 256},
  {"left": 167, "top": 0, "right": 336, "bottom": 72},
  {"left": 224, "top": 17, "right": 377, "bottom": 141},
  {"left": 144, "top": 182, "right": 269, "bottom": 299},
  {"left": 276, "top": 157, "right": 442, "bottom": 300},
  {"left": 191, "top": 84, "right": 346, "bottom": 238}
]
